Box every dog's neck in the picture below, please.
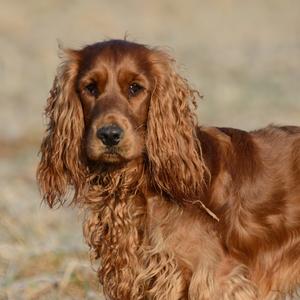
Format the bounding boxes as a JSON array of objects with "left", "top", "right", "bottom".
[{"left": 83, "top": 157, "right": 150, "bottom": 298}]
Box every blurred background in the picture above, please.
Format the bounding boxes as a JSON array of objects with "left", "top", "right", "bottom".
[{"left": 0, "top": 0, "right": 299, "bottom": 299}]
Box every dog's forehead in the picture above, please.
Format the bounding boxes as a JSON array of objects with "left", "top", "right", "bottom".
[{"left": 80, "top": 40, "right": 151, "bottom": 71}]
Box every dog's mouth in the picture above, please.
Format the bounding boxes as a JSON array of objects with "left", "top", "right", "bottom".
[
  {"left": 86, "top": 137, "right": 124, "bottom": 161},
  {"left": 86, "top": 132, "right": 141, "bottom": 164},
  {"left": 102, "top": 148, "right": 122, "bottom": 161},
  {"left": 98, "top": 146, "right": 128, "bottom": 163}
]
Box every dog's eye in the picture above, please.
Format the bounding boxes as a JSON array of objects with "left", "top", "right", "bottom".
[
  {"left": 85, "top": 82, "right": 99, "bottom": 97},
  {"left": 128, "top": 82, "right": 143, "bottom": 97}
]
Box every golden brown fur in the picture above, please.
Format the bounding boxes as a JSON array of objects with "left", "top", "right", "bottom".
[{"left": 37, "top": 40, "right": 300, "bottom": 299}]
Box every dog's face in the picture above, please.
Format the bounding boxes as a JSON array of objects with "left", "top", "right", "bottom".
[
  {"left": 76, "top": 41, "right": 153, "bottom": 164},
  {"left": 38, "top": 39, "right": 202, "bottom": 207}
]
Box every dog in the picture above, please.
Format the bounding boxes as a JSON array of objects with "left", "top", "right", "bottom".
[{"left": 37, "top": 39, "right": 300, "bottom": 299}]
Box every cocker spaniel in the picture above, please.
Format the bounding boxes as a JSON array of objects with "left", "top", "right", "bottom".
[{"left": 37, "top": 39, "right": 300, "bottom": 299}]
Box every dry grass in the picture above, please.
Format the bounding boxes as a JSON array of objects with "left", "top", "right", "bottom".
[
  {"left": 0, "top": 0, "right": 299, "bottom": 299},
  {"left": 0, "top": 142, "right": 102, "bottom": 299}
]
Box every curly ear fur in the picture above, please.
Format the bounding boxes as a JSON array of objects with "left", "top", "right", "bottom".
[
  {"left": 37, "top": 50, "right": 86, "bottom": 207},
  {"left": 146, "top": 50, "right": 208, "bottom": 202}
]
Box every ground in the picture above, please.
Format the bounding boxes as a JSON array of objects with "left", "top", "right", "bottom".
[{"left": 0, "top": 0, "right": 299, "bottom": 299}]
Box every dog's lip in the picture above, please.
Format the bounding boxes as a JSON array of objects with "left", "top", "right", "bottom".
[
  {"left": 101, "top": 148, "right": 124, "bottom": 161},
  {"left": 103, "top": 146, "right": 122, "bottom": 155},
  {"left": 86, "top": 143, "right": 132, "bottom": 163},
  {"left": 100, "top": 152, "right": 125, "bottom": 164},
  {"left": 103, "top": 152, "right": 120, "bottom": 158}
]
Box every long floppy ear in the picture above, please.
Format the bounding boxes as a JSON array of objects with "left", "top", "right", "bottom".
[
  {"left": 146, "top": 50, "right": 207, "bottom": 202},
  {"left": 37, "top": 50, "right": 86, "bottom": 208}
]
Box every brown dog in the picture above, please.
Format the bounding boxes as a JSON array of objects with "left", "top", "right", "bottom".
[{"left": 37, "top": 40, "right": 300, "bottom": 299}]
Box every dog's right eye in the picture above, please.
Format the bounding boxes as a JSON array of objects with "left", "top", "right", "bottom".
[{"left": 85, "top": 83, "right": 99, "bottom": 97}]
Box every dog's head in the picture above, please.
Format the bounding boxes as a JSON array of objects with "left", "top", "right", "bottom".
[{"left": 37, "top": 40, "right": 206, "bottom": 207}]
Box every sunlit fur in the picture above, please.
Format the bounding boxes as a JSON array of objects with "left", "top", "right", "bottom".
[{"left": 37, "top": 40, "right": 300, "bottom": 299}]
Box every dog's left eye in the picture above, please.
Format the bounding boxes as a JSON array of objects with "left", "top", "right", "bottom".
[{"left": 128, "top": 83, "right": 143, "bottom": 97}]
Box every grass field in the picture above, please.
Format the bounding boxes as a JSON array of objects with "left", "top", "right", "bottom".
[{"left": 0, "top": 0, "right": 299, "bottom": 298}]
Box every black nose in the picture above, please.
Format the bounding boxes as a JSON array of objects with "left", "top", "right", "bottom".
[{"left": 96, "top": 124, "right": 124, "bottom": 146}]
